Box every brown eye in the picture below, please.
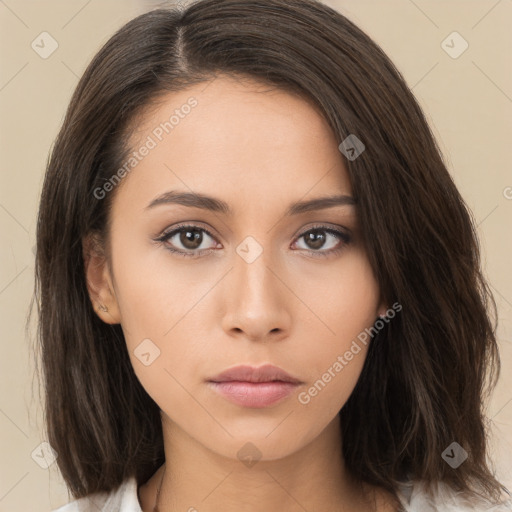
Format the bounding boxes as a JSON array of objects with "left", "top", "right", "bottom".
[
  {"left": 156, "top": 224, "right": 218, "bottom": 257},
  {"left": 293, "top": 225, "right": 351, "bottom": 258}
]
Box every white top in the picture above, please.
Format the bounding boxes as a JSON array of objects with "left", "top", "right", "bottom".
[{"left": 52, "top": 475, "right": 512, "bottom": 512}]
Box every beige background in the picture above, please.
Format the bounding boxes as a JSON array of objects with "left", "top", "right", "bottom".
[{"left": 0, "top": 0, "right": 510, "bottom": 510}]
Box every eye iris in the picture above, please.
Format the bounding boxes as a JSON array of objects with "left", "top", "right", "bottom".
[
  {"left": 305, "top": 230, "right": 326, "bottom": 250},
  {"left": 180, "top": 229, "right": 203, "bottom": 250}
]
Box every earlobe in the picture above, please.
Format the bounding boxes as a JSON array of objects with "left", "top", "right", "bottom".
[
  {"left": 377, "top": 298, "right": 389, "bottom": 319},
  {"left": 82, "top": 232, "right": 121, "bottom": 324}
]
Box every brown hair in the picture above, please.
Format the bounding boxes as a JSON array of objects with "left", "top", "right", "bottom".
[{"left": 32, "top": 0, "right": 506, "bottom": 504}]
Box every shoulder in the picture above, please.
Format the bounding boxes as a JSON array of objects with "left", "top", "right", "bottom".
[
  {"left": 397, "top": 480, "right": 512, "bottom": 512},
  {"left": 51, "top": 476, "right": 142, "bottom": 512}
]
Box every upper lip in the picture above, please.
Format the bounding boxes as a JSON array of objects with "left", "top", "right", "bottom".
[{"left": 209, "top": 364, "right": 302, "bottom": 384}]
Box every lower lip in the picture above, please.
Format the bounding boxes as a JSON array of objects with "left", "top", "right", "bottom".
[{"left": 208, "top": 381, "right": 299, "bottom": 408}]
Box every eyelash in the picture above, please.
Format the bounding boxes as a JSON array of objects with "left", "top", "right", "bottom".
[{"left": 154, "top": 223, "right": 351, "bottom": 259}]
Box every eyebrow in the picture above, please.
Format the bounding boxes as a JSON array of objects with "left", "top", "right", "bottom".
[{"left": 145, "top": 190, "right": 356, "bottom": 216}]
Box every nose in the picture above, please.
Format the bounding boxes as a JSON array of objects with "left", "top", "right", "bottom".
[{"left": 220, "top": 245, "right": 292, "bottom": 342}]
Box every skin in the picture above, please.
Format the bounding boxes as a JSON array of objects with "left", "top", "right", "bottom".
[{"left": 84, "top": 74, "right": 399, "bottom": 511}]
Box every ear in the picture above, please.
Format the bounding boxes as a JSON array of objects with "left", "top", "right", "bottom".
[{"left": 82, "top": 232, "right": 121, "bottom": 324}]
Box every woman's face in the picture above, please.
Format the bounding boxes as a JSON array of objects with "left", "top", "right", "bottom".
[{"left": 87, "top": 74, "right": 386, "bottom": 461}]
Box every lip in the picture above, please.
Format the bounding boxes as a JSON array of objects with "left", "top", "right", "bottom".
[
  {"left": 207, "top": 364, "right": 303, "bottom": 408},
  {"left": 208, "top": 364, "right": 302, "bottom": 384}
]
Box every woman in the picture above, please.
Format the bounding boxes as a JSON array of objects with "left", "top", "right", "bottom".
[{"left": 33, "top": 0, "right": 511, "bottom": 510}]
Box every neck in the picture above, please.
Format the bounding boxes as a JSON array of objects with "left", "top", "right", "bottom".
[{"left": 139, "top": 414, "right": 397, "bottom": 512}]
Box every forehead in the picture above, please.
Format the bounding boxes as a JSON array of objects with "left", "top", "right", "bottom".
[{"left": 116, "top": 74, "right": 352, "bottom": 211}]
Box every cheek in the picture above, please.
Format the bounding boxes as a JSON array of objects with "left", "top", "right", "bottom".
[
  {"left": 291, "top": 312, "right": 372, "bottom": 433},
  {"left": 109, "top": 231, "right": 192, "bottom": 342},
  {"left": 107, "top": 233, "right": 204, "bottom": 396},
  {"left": 296, "top": 341, "right": 369, "bottom": 412},
  {"left": 121, "top": 316, "right": 206, "bottom": 423},
  {"left": 292, "top": 247, "right": 380, "bottom": 345},
  {"left": 290, "top": 251, "right": 378, "bottom": 408}
]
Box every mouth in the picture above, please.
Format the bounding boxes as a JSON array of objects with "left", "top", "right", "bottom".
[{"left": 207, "top": 364, "right": 303, "bottom": 408}]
